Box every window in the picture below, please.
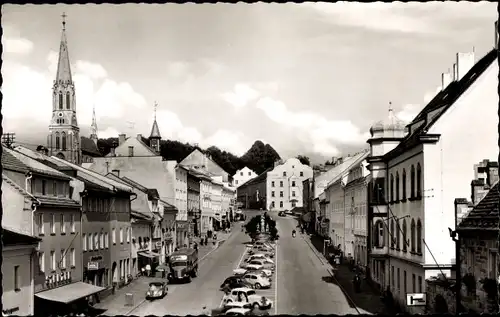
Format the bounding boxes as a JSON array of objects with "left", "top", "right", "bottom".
[
  {"left": 127, "top": 228, "right": 130, "bottom": 243},
  {"left": 416, "top": 219, "right": 422, "bottom": 254},
  {"left": 61, "top": 132, "right": 67, "bottom": 150},
  {"left": 89, "top": 233, "right": 93, "bottom": 250},
  {"left": 58, "top": 92, "right": 63, "bottom": 109},
  {"left": 292, "top": 201, "right": 296, "bottom": 207},
  {"left": 403, "top": 270, "right": 407, "bottom": 294},
  {"left": 279, "top": 201, "right": 283, "bottom": 208},
  {"left": 280, "top": 181, "right": 283, "bottom": 187},
  {"left": 55, "top": 132, "right": 61, "bottom": 149},
  {"left": 300, "top": 172, "right": 303, "bottom": 177},
  {"left": 397, "top": 268, "right": 400, "bottom": 291},
  {"left": 94, "top": 233, "right": 99, "bottom": 250},
  {"left": 70, "top": 214, "right": 75, "bottom": 233},
  {"left": 39, "top": 252, "right": 45, "bottom": 273},
  {"left": 66, "top": 92, "right": 71, "bottom": 109},
  {"left": 240, "top": 172, "right": 243, "bottom": 176},
  {"left": 373, "top": 220, "right": 385, "bottom": 248},
  {"left": 271, "top": 201, "right": 275, "bottom": 208},
  {"left": 390, "top": 175, "right": 394, "bottom": 202},
  {"left": 105, "top": 232, "right": 109, "bottom": 248},
  {"left": 248, "top": 172, "right": 251, "bottom": 176},
  {"left": 395, "top": 172, "right": 400, "bottom": 201},
  {"left": 410, "top": 219, "right": 416, "bottom": 252},
  {"left": 14, "top": 266, "right": 20, "bottom": 292},
  {"left": 42, "top": 180, "right": 47, "bottom": 196},
  {"left": 235, "top": 180, "right": 238, "bottom": 185},
  {"left": 410, "top": 165, "right": 415, "bottom": 198},
  {"left": 50, "top": 214, "right": 56, "bottom": 234},
  {"left": 489, "top": 250, "right": 498, "bottom": 279},
  {"left": 70, "top": 248, "right": 75, "bottom": 267},
  {"left": 271, "top": 191, "right": 275, "bottom": 197},
  {"left": 402, "top": 220, "right": 407, "bottom": 252},
  {"left": 112, "top": 228, "right": 116, "bottom": 244},
  {"left": 271, "top": 181, "right": 275, "bottom": 187},
  {"left": 418, "top": 276, "right": 422, "bottom": 293},
  {"left": 53, "top": 181, "right": 57, "bottom": 196},
  {"left": 416, "top": 164, "right": 422, "bottom": 198},
  {"left": 412, "top": 274, "right": 416, "bottom": 293},
  {"left": 292, "top": 191, "right": 296, "bottom": 197},
  {"left": 128, "top": 146, "right": 134, "bottom": 156},
  {"left": 61, "top": 249, "right": 66, "bottom": 268},
  {"left": 391, "top": 266, "right": 395, "bottom": 287},
  {"left": 38, "top": 213, "right": 44, "bottom": 235},
  {"left": 82, "top": 233, "right": 87, "bottom": 251},
  {"left": 292, "top": 181, "right": 296, "bottom": 187},
  {"left": 60, "top": 214, "right": 65, "bottom": 234},
  {"left": 280, "top": 191, "right": 283, "bottom": 197},
  {"left": 390, "top": 220, "right": 395, "bottom": 248},
  {"left": 283, "top": 172, "right": 286, "bottom": 177},
  {"left": 402, "top": 169, "right": 407, "bottom": 200},
  {"left": 396, "top": 220, "right": 400, "bottom": 250},
  {"left": 50, "top": 251, "right": 56, "bottom": 271}
]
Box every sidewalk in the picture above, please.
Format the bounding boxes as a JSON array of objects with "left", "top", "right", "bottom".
[
  {"left": 194, "top": 230, "right": 231, "bottom": 260},
  {"left": 308, "top": 234, "right": 396, "bottom": 315}
]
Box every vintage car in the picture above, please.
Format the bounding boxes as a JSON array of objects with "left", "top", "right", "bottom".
[
  {"left": 221, "top": 276, "right": 253, "bottom": 290},
  {"left": 222, "top": 288, "right": 273, "bottom": 310},
  {"left": 241, "top": 273, "right": 271, "bottom": 289},
  {"left": 240, "top": 263, "right": 264, "bottom": 271},
  {"left": 246, "top": 259, "right": 274, "bottom": 271},
  {"left": 145, "top": 281, "right": 168, "bottom": 300}
]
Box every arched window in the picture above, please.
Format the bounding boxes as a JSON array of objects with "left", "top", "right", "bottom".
[
  {"left": 410, "top": 165, "right": 415, "bottom": 198},
  {"left": 402, "top": 219, "right": 407, "bottom": 252},
  {"left": 416, "top": 219, "right": 422, "bottom": 254},
  {"left": 373, "top": 220, "right": 385, "bottom": 248},
  {"left": 390, "top": 219, "right": 395, "bottom": 248},
  {"left": 390, "top": 175, "right": 394, "bottom": 202},
  {"left": 58, "top": 92, "right": 63, "bottom": 109},
  {"left": 55, "top": 132, "right": 60, "bottom": 149},
  {"left": 416, "top": 164, "right": 422, "bottom": 198},
  {"left": 402, "top": 169, "right": 407, "bottom": 200},
  {"left": 410, "top": 219, "right": 416, "bottom": 252},
  {"left": 395, "top": 172, "right": 400, "bottom": 201},
  {"left": 61, "top": 132, "right": 67, "bottom": 150},
  {"left": 66, "top": 92, "right": 71, "bottom": 109},
  {"left": 396, "top": 219, "right": 400, "bottom": 250}
]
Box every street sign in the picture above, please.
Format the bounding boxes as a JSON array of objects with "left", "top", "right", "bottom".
[{"left": 406, "top": 293, "right": 427, "bottom": 306}]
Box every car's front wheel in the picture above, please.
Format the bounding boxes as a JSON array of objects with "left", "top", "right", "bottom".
[
  {"left": 253, "top": 302, "right": 260, "bottom": 310},
  {"left": 254, "top": 283, "right": 261, "bottom": 289}
]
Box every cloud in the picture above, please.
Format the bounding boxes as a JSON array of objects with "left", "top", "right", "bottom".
[
  {"left": 396, "top": 85, "right": 442, "bottom": 122},
  {"left": 255, "top": 96, "right": 367, "bottom": 157},
  {"left": 99, "top": 127, "right": 121, "bottom": 139},
  {"left": 3, "top": 47, "right": 147, "bottom": 132},
  {"left": 222, "top": 83, "right": 260, "bottom": 108},
  {"left": 168, "top": 61, "right": 190, "bottom": 78},
  {"left": 203, "top": 129, "right": 249, "bottom": 156},
  {"left": 3, "top": 37, "right": 34, "bottom": 55}
]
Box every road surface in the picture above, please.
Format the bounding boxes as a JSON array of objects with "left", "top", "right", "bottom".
[{"left": 129, "top": 222, "right": 248, "bottom": 316}]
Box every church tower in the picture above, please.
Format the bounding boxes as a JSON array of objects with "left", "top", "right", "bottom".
[
  {"left": 47, "top": 13, "right": 81, "bottom": 165},
  {"left": 149, "top": 102, "right": 161, "bottom": 153},
  {"left": 90, "top": 104, "right": 98, "bottom": 145}
]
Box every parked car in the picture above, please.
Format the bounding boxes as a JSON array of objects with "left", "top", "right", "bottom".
[
  {"left": 247, "top": 268, "right": 273, "bottom": 278},
  {"left": 247, "top": 254, "right": 274, "bottom": 264},
  {"left": 225, "top": 308, "right": 252, "bottom": 316},
  {"left": 246, "top": 259, "right": 274, "bottom": 271},
  {"left": 242, "top": 273, "right": 271, "bottom": 289},
  {"left": 278, "top": 211, "right": 286, "bottom": 217},
  {"left": 241, "top": 263, "right": 264, "bottom": 271},
  {"left": 221, "top": 276, "right": 253, "bottom": 290},
  {"left": 222, "top": 288, "right": 273, "bottom": 310},
  {"left": 145, "top": 281, "right": 168, "bottom": 300}
]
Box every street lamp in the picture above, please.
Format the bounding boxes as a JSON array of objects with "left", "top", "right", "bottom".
[{"left": 448, "top": 227, "right": 461, "bottom": 314}]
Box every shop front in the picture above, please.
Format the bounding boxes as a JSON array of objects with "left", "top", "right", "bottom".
[
  {"left": 83, "top": 255, "right": 109, "bottom": 288},
  {"left": 176, "top": 220, "right": 190, "bottom": 248}
]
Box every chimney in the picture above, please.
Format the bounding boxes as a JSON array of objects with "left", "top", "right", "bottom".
[
  {"left": 486, "top": 161, "right": 499, "bottom": 186},
  {"left": 137, "top": 134, "right": 142, "bottom": 141},
  {"left": 456, "top": 51, "right": 475, "bottom": 81},
  {"left": 471, "top": 178, "right": 487, "bottom": 205},
  {"left": 118, "top": 134, "right": 126, "bottom": 146},
  {"left": 110, "top": 141, "right": 118, "bottom": 157},
  {"left": 454, "top": 198, "right": 471, "bottom": 226},
  {"left": 111, "top": 169, "right": 120, "bottom": 177},
  {"left": 331, "top": 157, "right": 337, "bottom": 165},
  {"left": 441, "top": 70, "right": 452, "bottom": 90},
  {"left": 452, "top": 63, "right": 457, "bottom": 81}
]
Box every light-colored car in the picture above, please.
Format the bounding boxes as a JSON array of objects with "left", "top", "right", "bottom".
[
  {"left": 247, "top": 269, "right": 273, "bottom": 278},
  {"left": 223, "top": 288, "right": 273, "bottom": 310},
  {"left": 247, "top": 254, "right": 274, "bottom": 264},
  {"left": 242, "top": 273, "right": 271, "bottom": 289},
  {"left": 145, "top": 281, "right": 168, "bottom": 300},
  {"left": 241, "top": 263, "right": 264, "bottom": 271},
  {"left": 225, "top": 308, "right": 252, "bottom": 316},
  {"left": 246, "top": 259, "right": 274, "bottom": 270}
]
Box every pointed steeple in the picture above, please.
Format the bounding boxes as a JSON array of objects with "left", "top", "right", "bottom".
[
  {"left": 149, "top": 101, "right": 161, "bottom": 139},
  {"left": 56, "top": 12, "right": 73, "bottom": 84},
  {"left": 149, "top": 102, "right": 161, "bottom": 153},
  {"left": 90, "top": 104, "right": 98, "bottom": 144}
]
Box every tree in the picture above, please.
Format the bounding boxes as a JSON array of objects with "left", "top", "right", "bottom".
[
  {"left": 244, "top": 213, "right": 278, "bottom": 241},
  {"left": 296, "top": 155, "right": 311, "bottom": 166}
]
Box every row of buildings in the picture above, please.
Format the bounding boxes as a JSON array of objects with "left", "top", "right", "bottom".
[
  {"left": 239, "top": 23, "right": 499, "bottom": 314},
  {"left": 2, "top": 17, "right": 236, "bottom": 316}
]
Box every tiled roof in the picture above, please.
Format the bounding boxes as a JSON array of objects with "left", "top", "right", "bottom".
[
  {"left": 326, "top": 152, "right": 370, "bottom": 190},
  {"left": 81, "top": 136, "right": 102, "bottom": 157},
  {"left": 4, "top": 147, "right": 71, "bottom": 180},
  {"left": 2, "top": 148, "right": 29, "bottom": 173},
  {"left": 37, "top": 196, "right": 81, "bottom": 208},
  {"left": 384, "top": 48, "right": 497, "bottom": 159},
  {"left": 2, "top": 227, "right": 41, "bottom": 246},
  {"left": 458, "top": 182, "right": 499, "bottom": 230},
  {"left": 13, "top": 145, "right": 73, "bottom": 171},
  {"left": 131, "top": 210, "right": 153, "bottom": 221},
  {"left": 2, "top": 173, "right": 32, "bottom": 199}
]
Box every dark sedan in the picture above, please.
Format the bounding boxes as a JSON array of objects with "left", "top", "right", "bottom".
[{"left": 220, "top": 276, "right": 253, "bottom": 291}]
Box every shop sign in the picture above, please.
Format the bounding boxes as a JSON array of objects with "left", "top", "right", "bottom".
[
  {"left": 176, "top": 221, "right": 188, "bottom": 230},
  {"left": 88, "top": 262, "right": 99, "bottom": 270}
]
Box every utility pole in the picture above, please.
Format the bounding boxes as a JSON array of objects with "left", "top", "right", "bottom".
[{"left": 1, "top": 132, "right": 16, "bottom": 148}]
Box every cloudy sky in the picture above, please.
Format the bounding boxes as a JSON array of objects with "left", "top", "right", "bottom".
[{"left": 2, "top": 3, "right": 497, "bottom": 162}]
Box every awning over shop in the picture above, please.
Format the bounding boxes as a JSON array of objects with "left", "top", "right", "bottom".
[
  {"left": 35, "top": 282, "right": 105, "bottom": 304},
  {"left": 138, "top": 251, "right": 161, "bottom": 258}
]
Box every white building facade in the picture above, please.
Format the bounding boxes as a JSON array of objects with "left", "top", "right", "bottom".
[
  {"left": 233, "top": 166, "right": 258, "bottom": 187},
  {"left": 266, "top": 158, "right": 313, "bottom": 211},
  {"left": 367, "top": 46, "right": 498, "bottom": 312},
  {"left": 175, "top": 165, "right": 189, "bottom": 246},
  {"left": 211, "top": 178, "right": 224, "bottom": 229}
]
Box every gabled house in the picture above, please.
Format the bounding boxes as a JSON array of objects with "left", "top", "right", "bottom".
[
  {"left": 180, "top": 149, "right": 230, "bottom": 183},
  {"left": 233, "top": 166, "right": 258, "bottom": 188}
]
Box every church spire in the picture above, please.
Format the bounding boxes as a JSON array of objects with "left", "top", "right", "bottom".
[
  {"left": 149, "top": 101, "right": 161, "bottom": 153},
  {"left": 56, "top": 12, "right": 73, "bottom": 84},
  {"left": 90, "top": 104, "right": 98, "bottom": 144}
]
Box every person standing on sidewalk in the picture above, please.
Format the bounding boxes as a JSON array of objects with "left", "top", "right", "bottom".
[{"left": 145, "top": 264, "right": 151, "bottom": 277}]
